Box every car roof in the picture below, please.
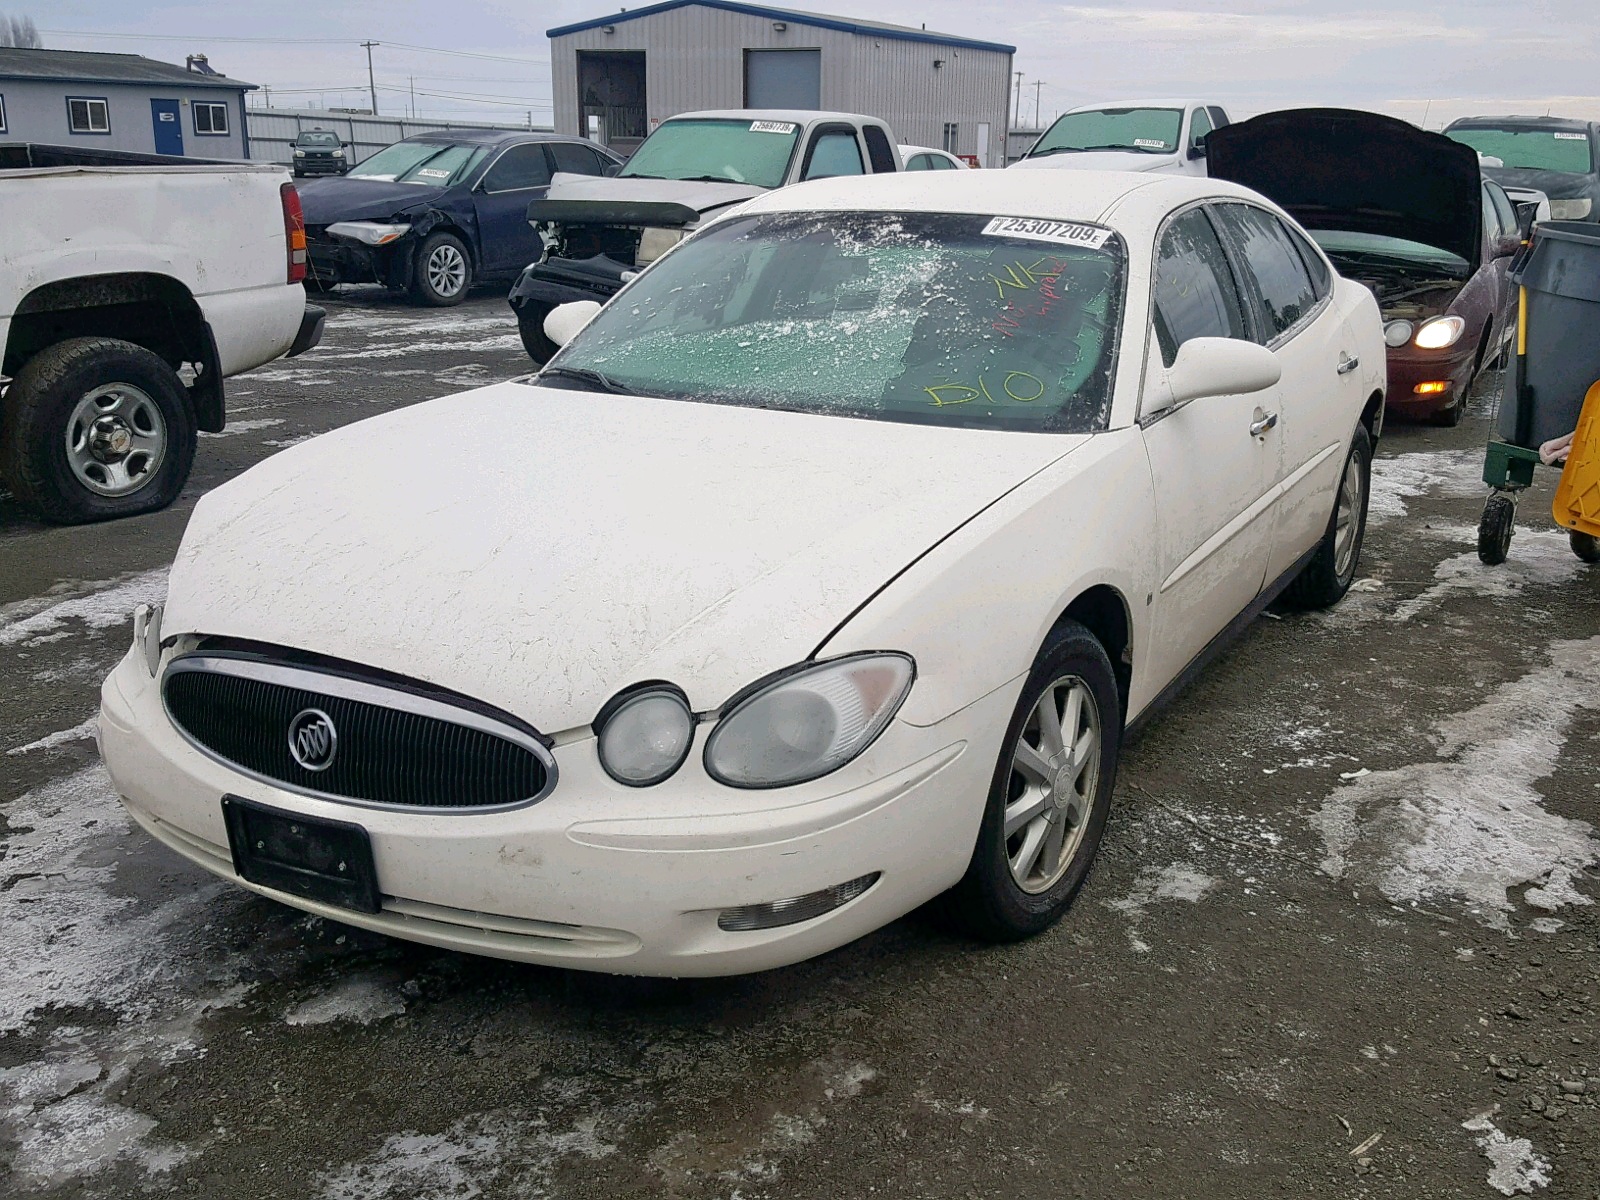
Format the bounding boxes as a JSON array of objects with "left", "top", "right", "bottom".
[
  {"left": 402, "top": 129, "right": 576, "bottom": 147},
  {"left": 1063, "top": 98, "right": 1206, "bottom": 114},
  {"left": 736, "top": 170, "right": 1268, "bottom": 231},
  {"left": 898, "top": 145, "right": 954, "bottom": 156},
  {"left": 666, "top": 109, "right": 880, "bottom": 126}
]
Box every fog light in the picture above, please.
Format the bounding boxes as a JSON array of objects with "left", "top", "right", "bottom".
[
  {"left": 1414, "top": 381, "right": 1449, "bottom": 395},
  {"left": 717, "top": 872, "right": 881, "bottom": 932}
]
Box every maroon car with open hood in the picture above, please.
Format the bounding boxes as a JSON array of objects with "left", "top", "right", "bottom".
[{"left": 1209, "top": 108, "right": 1521, "bottom": 424}]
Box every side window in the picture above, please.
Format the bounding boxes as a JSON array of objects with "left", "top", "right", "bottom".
[
  {"left": 862, "top": 124, "right": 898, "bottom": 173},
  {"left": 1152, "top": 206, "right": 1250, "bottom": 369},
  {"left": 1214, "top": 204, "right": 1318, "bottom": 340},
  {"left": 482, "top": 144, "right": 553, "bottom": 192},
  {"left": 905, "top": 153, "right": 933, "bottom": 172},
  {"left": 803, "top": 130, "right": 864, "bottom": 180},
  {"left": 1188, "top": 106, "right": 1213, "bottom": 154},
  {"left": 550, "top": 141, "right": 607, "bottom": 177},
  {"left": 1285, "top": 223, "right": 1332, "bottom": 299}
]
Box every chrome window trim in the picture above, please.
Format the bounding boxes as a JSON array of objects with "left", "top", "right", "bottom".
[{"left": 161, "top": 654, "right": 558, "bottom": 813}]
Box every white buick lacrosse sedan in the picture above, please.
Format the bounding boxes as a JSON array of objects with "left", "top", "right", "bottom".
[{"left": 100, "top": 171, "right": 1385, "bottom": 976}]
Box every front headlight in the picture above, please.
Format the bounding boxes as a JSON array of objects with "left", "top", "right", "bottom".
[
  {"left": 635, "top": 226, "right": 685, "bottom": 266},
  {"left": 293, "top": 149, "right": 306, "bottom": 157},
  {"left": 704, "top": 653, "right": 915, "bottom": 789},
  {"left": 1550, "top": 198, "right": 1592, "bottom": 220},
  {"left": 1383, "top": 320, "right": 1414, "bottom": 348},
  {"left": 595, "top": 685, "right": 696, "bottom": 787},
  {"left": 325, "top": 220, "right": 413, "bottom": 246},
  {"left": 333, "top": 149, "right": 346, "bottom": 158},
  {"left": 1413, "top": 315, "right": 1466, "bottom": 350}
]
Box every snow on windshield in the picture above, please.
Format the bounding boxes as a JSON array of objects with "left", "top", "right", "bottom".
[{"left": 552, "top": 211, "right": 1125, "bottom": 433}]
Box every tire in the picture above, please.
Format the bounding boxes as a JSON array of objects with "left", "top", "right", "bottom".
[
  {"left": 945, "top": 620, "right": 1121, "bottom": 942},
  {"left": 516, "top": 301, "right": 559, "bottom": 365},
  {"left": 409, "top": 231, "right": 472, "bottom": 307},
  {"left": 1570, "top": 530, "right": 1600, "bottom": 563},
  {"left": 302, "top": 277, "right": 338, "bottom": 295},
  {"left": 0, "top": 337, "right": 196, "bottom": 525},
  {"left": 1478, "top": 494, "right": 1516, "bottom": 565},
  {"left": 1282, "top": 425, "right": 1372, "bottom": 610}
]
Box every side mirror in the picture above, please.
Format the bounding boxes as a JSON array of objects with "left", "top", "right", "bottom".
[
  {"left": 543, "top": 300, "right": 603, "bottom": 349},
  {"left": 1160, "top": 337, "right": 1280, "bottom": 409},
  {"left": 602, "top": 163, "right": 622, "bottom": 177},
  {"left": 1493, "top": 232, "right": 1523, "bottom": 259},
  {"left": 1188, "top": 134, "right": 1208, "bottom": 160}
]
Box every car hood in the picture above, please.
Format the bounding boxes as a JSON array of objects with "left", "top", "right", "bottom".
[
  {"left": 297, "top": 175, "right": 448, "bottom": 226},
  {"left": 163, "top": 383, "right": 1085, "bottom": 734},
  {"left": 1208, "top": 108, "right": 1483, "bottom": 269},
  {"left": 1012, "top": 150, "right": 1179, "bottom": 173},
  {"left": 1481, "top": 164, "right": 1597, "bottom": 202},
  {"left": 544, "top": 172, "right": 767, "bottom": 217}
]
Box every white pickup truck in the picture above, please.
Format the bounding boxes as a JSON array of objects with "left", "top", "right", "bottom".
[
  {"left": 0, "top": 143, "right": 324, "bottom": 524},
  {"left": 1011, "top": 100, "right": 1231, "bottom": 175}
]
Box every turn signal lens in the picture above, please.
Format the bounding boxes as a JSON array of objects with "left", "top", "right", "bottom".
[
  {"left": 1413, "top": 316, "right": 1466, "bottom": 350},
  {"left": 717, "top": 872, "right": 881, "bottom": 931},
  {"left": 1414, "top": 381, "right": 1449, "bottom": 395},
  {"left": 704, "top": 653, "right": 915, "bottom": 788},
  {"left": 132, "top": 602, "right": 164, "bottom": 677}
]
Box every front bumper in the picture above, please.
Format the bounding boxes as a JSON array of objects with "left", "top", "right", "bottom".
[
  {"left": 1382, "top": 342, "right": 1479, "bottom": 417},
  {"left": 508, "top": 255, "right": 632, "bottom": 316},
  {"left": 99, "top": 647, "right": 1012, "bottom": 976},
  {"left": 294, "top": 158, "right": 347, "bottom": 176},
  {"left": 306, "top": 232, "right": 396, "bottom": 288}
]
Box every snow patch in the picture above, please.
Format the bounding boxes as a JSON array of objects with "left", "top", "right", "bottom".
[
  {"left": 7, "top": 714, "right": 98, "bottom": 756},
  {"left": 1367, "top": 449, "right": 1486, "bottom": 522},
  {"left": 1108, "top": 862, "right": 1218, "bottom": 918},
  {"left": 199, "top": 417, "right": 285, "bottom": 438},
  {"left": 284, "top": 978, "right": 406, "bottom": 1027},
  {"left": 1390, "top": 529, "right": 1589, "bottom": 622},
  {"left": 1312, "top": 638, "right": 1600, "bottom": 928},
  {"left": 0, "top": 568, "right": 167, "bottom": 647},
  {"left": 1462, "top": 1114, "right": 1551, "bottom": 1195}
]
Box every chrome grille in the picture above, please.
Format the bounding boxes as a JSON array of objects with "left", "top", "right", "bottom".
[{"left": 162, "top": 655, "right": 555, "bottom": 811}]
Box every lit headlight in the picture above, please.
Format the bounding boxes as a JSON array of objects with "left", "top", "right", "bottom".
[
  {"left": 595, "top": 685, "right": 695, "bottom": 786},
  {"left": 704, "top": 653, "right": 915, "bottom": 788},
  {"left": 1550, "top": 198, "right": 1592, "bottom": 220},
  {"left": 325, "top": 220, "right": 412, "bottom": 246},
  {"left": 1413, "top": 315, "right": 1466, "bottom": 350},
  {"left": 1383, "top": 320, "right": 1414, "bottom": 348},
  {"left": 132, "top": 602, "right": 163, "bottom": 677}
]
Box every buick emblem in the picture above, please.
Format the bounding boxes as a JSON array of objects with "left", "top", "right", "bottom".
[{"left": 288, "top": 708, "right": 338, "bottom": 772}]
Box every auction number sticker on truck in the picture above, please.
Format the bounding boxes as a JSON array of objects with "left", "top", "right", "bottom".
[
  {"left": 1133, "top": 138, "right": 1169, "bottom": 149},
  {"left": 981, "top": 217, "right": 1113, "bottom": 249},
  {"left": 1554, "top": 132, "right": 1586, "bottom": 140},
  {"left": 750, "top": 120, "right": 797, "bottom": 134}
]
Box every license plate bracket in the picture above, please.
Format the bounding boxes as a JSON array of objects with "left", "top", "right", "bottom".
[{"left": 221, "top": 795, "right": 381, "bottom": 914}]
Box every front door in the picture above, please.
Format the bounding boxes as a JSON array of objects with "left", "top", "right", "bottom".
[
  {"left": 151, "top": 99, "right": 183, "bottom": 155},
  {"left": 472, "top": 143, "right": 556, "bottom": 275}
]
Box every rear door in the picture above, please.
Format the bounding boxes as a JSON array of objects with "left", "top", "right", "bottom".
[
  {"left": 472, "top": 142, "right": 554, "bottom": 274},
  {"left": 150, "top": 99, "right": 183, "bottom": 156},
  {"left": 1140, "top": 203, "right": 1281, "bottom": 686}
]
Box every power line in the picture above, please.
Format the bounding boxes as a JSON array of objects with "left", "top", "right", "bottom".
[{"left": 39, "top": 27, "right": 551, "bottom": 67}]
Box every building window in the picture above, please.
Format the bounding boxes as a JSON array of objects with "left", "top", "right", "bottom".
[
  {"left": 942, "top": 122, "right": 959, "bottom": 153},
  {"left": 67, "top": 97, "right": 111, "bottom": 134},
  {"left": 193, "top": 101, "right": 230, "bottom": 136}
]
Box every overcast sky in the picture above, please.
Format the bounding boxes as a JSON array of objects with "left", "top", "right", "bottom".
[{"left": 24, "top": 0, "right": 1600, "bottom": 130}]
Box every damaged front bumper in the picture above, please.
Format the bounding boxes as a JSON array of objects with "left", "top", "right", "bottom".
[{"left": 508, "top": 254, "right": 634, "bottom": 318}]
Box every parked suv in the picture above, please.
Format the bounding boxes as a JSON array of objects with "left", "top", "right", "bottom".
[
  {"left": 1446, "top": 116, "right": 1600, "bottom": 224},
  {"left": 300, "top": 130, "right": 624, "bottom": 306},
  {"left": 509, "top": 110, "right": 900, "bottom": 362},
  {"left": 291, "top": 130, "right": 349, "bottom": 177}
]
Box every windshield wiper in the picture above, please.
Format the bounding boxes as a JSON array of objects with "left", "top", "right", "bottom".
[
  {"left": 620, "top": 172, "right": 665, "bottom": 180},
  {"left": 537, "top": 366, "right": 639, "bottom": 395},
  {"left": 1077, "top": 143, "right": 1170, "bottom": 154},
  {"left": 1027, "top": 146, "right": 1081, "bottom": 158},
  {"left": 675, "top": 174, "right": 745, "bottom": 184}
]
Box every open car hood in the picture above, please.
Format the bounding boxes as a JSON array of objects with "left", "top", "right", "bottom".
[
  {"left": 1208, "top": 108, "right": 1483, "bottom": 268},
  {"left": 538, "top": 173, "right": 766, "bottom": 224}
]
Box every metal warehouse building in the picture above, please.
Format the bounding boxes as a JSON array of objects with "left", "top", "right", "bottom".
[
  {"left": 548, "top": 0, "right": 1014, "bottom": 166},
  {"left": 0, "top": 47, "right": 254, "bottom": 158}
]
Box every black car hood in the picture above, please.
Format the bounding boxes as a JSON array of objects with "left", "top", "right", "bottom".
[
  {"left": 297, "top": 176, "right": 449, "bottom": 226},
  {"left": 1208, "top": 108, "right": 1483, "bottom": 269},
  {"left": 1482, "top": 164, "right": 1598, "bottom": 203}
]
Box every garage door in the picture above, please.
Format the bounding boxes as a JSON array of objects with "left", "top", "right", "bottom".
[{"left": 744, "top": 49, "right": 821, "bottom": 110}]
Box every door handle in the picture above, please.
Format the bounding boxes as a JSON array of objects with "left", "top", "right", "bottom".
[
  {"left": 1336, "top": 353, "right": 1360, "bottom": 375},
  {"left": 1249, "top": 412, "right": 1278, "bottom": 437}
]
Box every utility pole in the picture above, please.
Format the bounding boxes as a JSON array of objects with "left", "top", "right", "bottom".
[
  {"left": 409, "top": 76, "right": 415, "bottom": 118},
  {"left": 263, "top": 85, "right": 271, "bottom": 109},
  {"left": 1012, "top": 70, "right": 1024, "bottom": 131},
  {"left": 1032, "top": 80, "right": 1046, "bottom": 128},
  {"left": 361, "top": 41, "right": 379, "bottom": 116}
]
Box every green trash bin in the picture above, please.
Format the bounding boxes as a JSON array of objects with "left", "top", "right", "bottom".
[{"left": 1499, "top": 220, "right": 1600, "bottom": 449}]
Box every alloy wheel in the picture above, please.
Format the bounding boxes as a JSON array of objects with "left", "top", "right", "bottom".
[
  {"left": 1333, "top": 451, "right": 1364, "bottom": 580},
  {"left": 427, "top": 243, "right": 468, "bottom": 298},
  {"left": 1003, "top": 675, "right": 1101, "bottom": 894}
]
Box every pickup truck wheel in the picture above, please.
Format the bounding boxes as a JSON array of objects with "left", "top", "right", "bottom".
[
  {"left": 944, "top": 621, "right": 1120, "bottom": 941},
  {"left": 1280, "top": 425, "right": 1372, "bottom": 610},
  {"left": 0, "top": 337, "right": 196, "bottom": 525},
  {"left": 410, "top": 232, "right": 472, "bottom": 306},
  {"left": 516, "top": 301, "right": 559, "bottom": 365}
]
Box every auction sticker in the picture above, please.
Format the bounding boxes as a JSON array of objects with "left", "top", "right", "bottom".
[
  {"left": 1554, "top": 132, "right": 1586, "bottom": 140},
  {"left": 981, "top": 216, "right": 1113, "bottom": 249},
  {"left": 416, "top": 167, "right": 452, "bottom": 179},
  {"left": 750, "top": 120, "right": 797, "bottom": 134},
  {"left": 1133, "top": 138, "right": 1169, "bottom": 149}
]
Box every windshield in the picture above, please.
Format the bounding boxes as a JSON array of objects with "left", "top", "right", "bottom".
[
  {"left": 1030, "top": 108, "right": 1183, "bottom": 157},
  {"left": 546, "top": 211, "right": 1125, "bottom": 433},
  {"left": 1310, "top": 230, "right": 1470, "bottom": 277},
  {"left": 297, "top": 132, "right": 340, "bottom": 148},
  {"left": 346, "top": 141, "right": 489, "bottom": 185},
  {"left": 620, "top": 118, "right": 801, "bottom": 189},
  {"left": 1447, "top": 127, "right": 1594, "bottom": 175}
]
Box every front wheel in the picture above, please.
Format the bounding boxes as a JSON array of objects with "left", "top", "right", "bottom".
[
  {"left": 409, "top": 231, "right": 472, "bottom": 307},
  {"left": 1282, "top": 425, "right": 1372, "bottom": 610},
  {"left": 945, "top": 621, "right": 1121, "bottom": 941},
  {"left": 0, "top": 337, "right": 196, "bottom": 524},
  {"left": 516, "top": 301, "right": 558, "bottom": 365}
]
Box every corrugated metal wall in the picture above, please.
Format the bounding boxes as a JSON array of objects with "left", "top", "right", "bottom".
[
  {"left": 243, "top": 107, "right": 546, "bottom": 165},
  {"left": 551, "top": 8, "right": 1011, "bottom": 165}
]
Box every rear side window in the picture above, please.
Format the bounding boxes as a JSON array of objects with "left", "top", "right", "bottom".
[
  {"left": 1152, "top": 206, "right": 1250, "bottom": 368},
  {"left": 862, "top": 125, "right": 898, "bottom": 173},
  {"left": 1487, "top": 183, "right": 1518, "bottom": 238},
  {"left": 482, "top": 144, "right": 553, "bottom": 192},
  {"left": 549, "top": 141, "right": 607, "bottom": 176},
  {"left": 803, "top": 130, "right": 865, "bottom": 180},
  {"left": 906, "top": 153, "right": 934, "bottom": 171},
  {"left": 1284, "top": 224, "right": 1331, "bottom": 298},
  {"left": 1214, "top": 204, "right": 1318, "bottom": 340}
]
